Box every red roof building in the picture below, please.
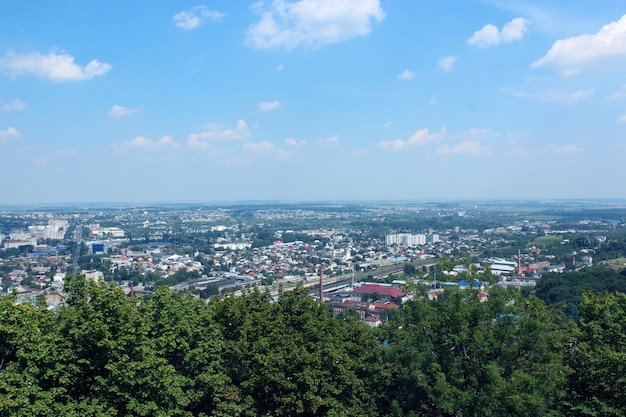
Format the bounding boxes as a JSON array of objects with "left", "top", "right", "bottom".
[{"left": 350, "top": 284, "right": 405, "bottom": 303}]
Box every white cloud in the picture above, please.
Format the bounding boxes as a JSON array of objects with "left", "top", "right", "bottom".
[
  {"left": 275, "top": 148, "right": 295, "bottom": 159},
  {"left": 0, "top": 98, "right": 26, "bottom": 112},
  {"left": 188, "top": 120, "right": 250, "bottom": 149},
  {"left": 467, "top": 17, "right": 529, "bottom": 48},
  {"left": 115, "top": 136, "right": 178, "bottom": 154},
  {"left": 438, "top": 56, "right": 458, "bottom": 71},
  {"left": 245, "top": 0, "right": 385, "bottom": 50},
  {"left": 619, "top": 114, "right": 626, "bottom": 123},
  {"left": 609, "top": 84, "right": 626, "bottom": 100},
  {"left": 563, "top": 90, "right": 595, "bottom": 105},
  {"left": 173, "top": 5, "right": 224, "bottom": 29},
  {"left": 465, "top": 128, "right": 492, "bottom": 138},
  {"left": 377, "top": 127, "right": 446, "bottom": 150},
  {"left": 502, "top": 87, "right": 594, "bottom": 105},
  {"left": 501, "top": 17, "right": 530, "bottom": 42},
  {"left": 243, "top": 140, "right": 275, "bottom": 153},
  {"left": 350, "top": 148, "right": 368, "bottom": 157},
  {"left": 468, "top": 24, "right": 500, "bottom": 48},
  {"left": 532, "top": 15, "right": 626, "bottom": 75},
  {"left": 33, "top": 148, "right": 76, "bottom": 167},
  {"left": 0, "top": 50, "right": 111, "bottom": 81},
  {"left": 552, "top": 144, "right": 584, "bottom": 154},
  {"left": 437, "top": 141, "right": 491, "bottom": 156},
  {"left": 243, "top": 140, "right": 301, "bottom": 160},
  {"left": 276, "top": 63, "right": 284, "bottom": 71},
  {"left": 108, "top": 104, "right": 141, "bottom": 118},
  {"left": 0, "top": 126, "right": 19, "bottom": 142},
  {"left": 455, "top": 128, "right": 501, "bottom": 140},
  {"left": 258, "top": 100, "right": 281, "bottom": 111},
  {"left": 397, "top": 69, "right": 415, "bottom": 80},
  {"left": 285, "top": 137, "right": 306, "bottom": 146},
  {"left": 317, "top": 134, "right": 339, "bottom": 144}
]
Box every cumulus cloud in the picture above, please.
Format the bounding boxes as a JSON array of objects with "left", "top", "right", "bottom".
[
  {"left": 173, "top": 5, "right": 224, "bottom": 29},
  {"left": 552, "top": 144, "right": 584, "bottom": 154},
  {"left": 114, "top": 136, "right": 178, "bottom": 154},
  {"left": 467, "top": 17, "right": 529, "bottom": 48},
  {"left": 258, "top": 100, "right": 281, "bottom": 111},
  {"left": 377, "top": 127, "right": 447, "bottom": 150},
  {"left": 437, "top": 141, "right": 491, "bottom": 156},
  {"left": 108, "top": 105, "right": 141, "bottom": 118},
  {"left": 397, "top": 69, "right": 415, "bottom": 80},
  {"left": 0, "top": 126, "right": 19, "bottom": 142},
  {"left": 188, "top": 120, "right": 250, "bottom": 149},
  {"left": 0, "top": 50, "right": 111, "bottom": 81},
  {"left": 245, "top": 0, "right": 385, "bottom": 50},
  {"left": 532, "top": 15, "right": 626, "bottom": 75},
  {"left": 0, "top": 98, "right": 26, "bottom": 112},
  {"left": 438, "top": 56, "right": 458, "bottom": 71}
]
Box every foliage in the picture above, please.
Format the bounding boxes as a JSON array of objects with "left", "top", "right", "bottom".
[
  {"left": 535, "top": 265, "right": 626, "bottom": 319},
  {"left": 380, "top": 288, "right": 569, "bottom": 416},
  {"left": 563, "top": 292, "right": 626, "bottom": 416},
  {"left": 0, "top": 274, "right": 626, "bottom": 416}
]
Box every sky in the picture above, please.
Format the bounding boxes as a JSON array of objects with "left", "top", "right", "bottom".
[{"left": 1, "top": 0, "right": 626, "bottom": 204}]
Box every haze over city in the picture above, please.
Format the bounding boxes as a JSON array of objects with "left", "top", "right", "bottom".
[{"left": 1, "top": 0, "right": 626, "bottom": 204}]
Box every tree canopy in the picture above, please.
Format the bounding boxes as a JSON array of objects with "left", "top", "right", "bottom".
[{"left": 0, "top": 274, "right": 625, "bottom": 416}]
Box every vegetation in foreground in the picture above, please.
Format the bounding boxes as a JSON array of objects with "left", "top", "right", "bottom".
[{"left": 0, "top": 275, "right": 625, "bottom": 416}]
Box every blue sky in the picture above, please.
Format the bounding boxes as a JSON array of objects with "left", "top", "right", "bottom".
[{"left": 1, "top": 0, "right": 626, "bottom": 204}]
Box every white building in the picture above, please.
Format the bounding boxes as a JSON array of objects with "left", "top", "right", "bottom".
[
  {"left": 489, "top": 259, "right": 517, "bottom": 275},
  {"left": 28, "top": 219, "right": 69, "bottom": 240},
  {"left": 385, "top": 233, "right": 427, "bottom": 247}
]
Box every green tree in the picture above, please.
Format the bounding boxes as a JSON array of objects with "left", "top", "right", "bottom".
[
  {"left": 381, "top": 288, "right": 568, "bottom": 416},
  {"left": 436, "top": 255, "right": 453, "bottom": 276},
  {"left": 563, "top": 292, "right": 626, "bottom": 416},
  {"left": 211, "top": 285, "right": 384, "bottom": 416}
]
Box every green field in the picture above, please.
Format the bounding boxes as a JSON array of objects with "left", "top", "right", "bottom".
[
  {"left": 530, "top": 235, "right": 563, "bottom": 247},
  {"left": 603, "top": 257, "right": 626, "bottom": 271}
]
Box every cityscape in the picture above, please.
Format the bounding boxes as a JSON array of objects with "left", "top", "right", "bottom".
[
  {"left": 0, "top": 201, "right": 621, "bottom": 320},
  {"left": 2, "top": 0, "right": 626, "bottom": 415}
]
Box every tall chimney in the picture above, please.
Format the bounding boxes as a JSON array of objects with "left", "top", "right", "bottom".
[{"left": 319, "top": 266, "right": 324, "bottom": 303}]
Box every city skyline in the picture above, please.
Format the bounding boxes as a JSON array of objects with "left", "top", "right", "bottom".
[{"left": 1, "top": 1, "right": 626, "bottom": 204}]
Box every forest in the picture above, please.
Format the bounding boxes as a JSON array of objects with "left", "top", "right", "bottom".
[{"left": 0, "top": 275, "right": 625, "bottom": 416}]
